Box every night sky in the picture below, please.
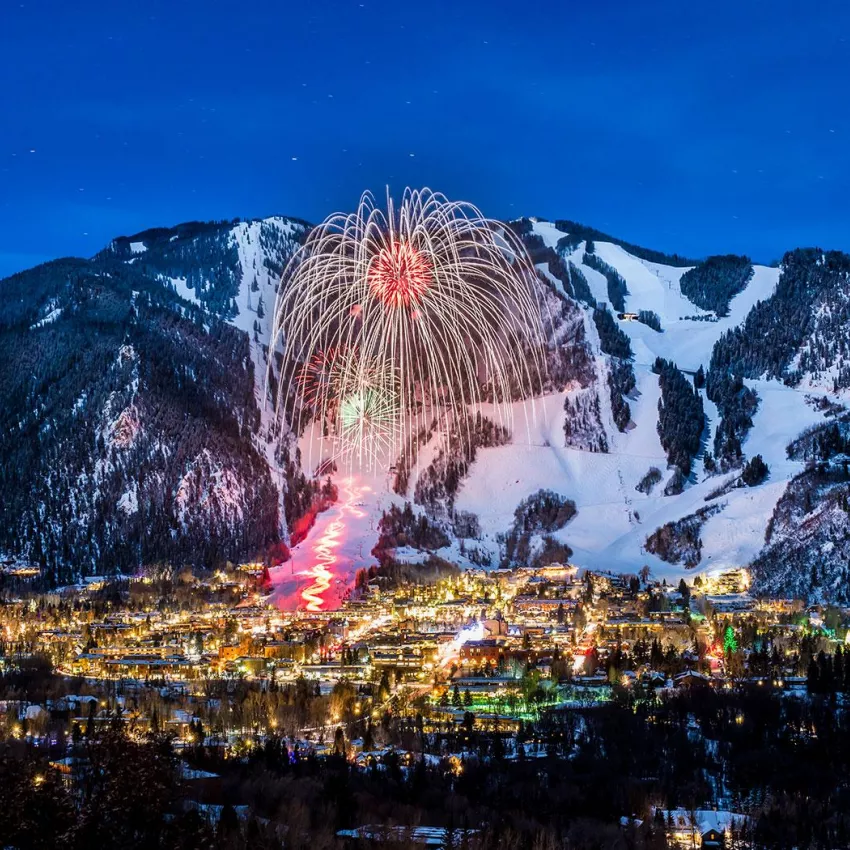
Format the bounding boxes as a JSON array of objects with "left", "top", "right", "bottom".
[{"left": 2, "top": 0, "right": 849, "bottom": 278}]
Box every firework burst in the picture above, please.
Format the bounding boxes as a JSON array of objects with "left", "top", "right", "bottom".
[
  {"left": 297, "top": 348, "right": 344, "bottom": 410},
  {"left": 270, "top": 187, "right": 546, "bottom": 471},
  {"left": 338, "top": 387, "right": 400, "bottom": 466},
  {"left": 368, "top": 238, "right": 432, "bottom": 308}
]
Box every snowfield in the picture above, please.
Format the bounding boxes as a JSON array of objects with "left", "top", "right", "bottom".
[
  {"left": 452, "top": 227, "right": 827, "bottom": 581},
  {"left": 167, "top": 276, "right": 201, "bottom": 306}
]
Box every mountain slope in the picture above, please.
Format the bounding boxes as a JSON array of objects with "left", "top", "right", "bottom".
[
  {"left": 3, "top": 212, "right": 850, "bottom": 601},
  {"left": 449, "top": 221, "right": 844, "bottom": 588},
  {"left": 0, "top": 217, "right": 312, "bottom": 582},
  {"left": 0, "top": 257, "right": 279, "bottom": 582}
]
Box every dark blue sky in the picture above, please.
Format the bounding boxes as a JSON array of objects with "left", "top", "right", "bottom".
[{"left": 2, "top": 0, "right": 849, "bottom": 277}]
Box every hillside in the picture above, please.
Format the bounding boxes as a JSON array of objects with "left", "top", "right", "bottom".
[
  {"left": 445, "top": 221, "right": 847, "bottom": 598},
  {"left": 0, "top": 218, "right": 308, "bottom": 583},
  {"left": 2, "top": 212, "right": 849, "bottom": 602}
]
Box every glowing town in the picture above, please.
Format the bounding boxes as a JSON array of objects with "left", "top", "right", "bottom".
[{"left": 3, "top": 553, "right": 850, "bottom": 846}]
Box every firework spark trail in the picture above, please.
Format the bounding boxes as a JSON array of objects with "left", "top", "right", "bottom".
[
  {"left": 338, "top": 388, "right": 399, "bottom": 466},
  {"left": 270, "top": 188, "right": 547, "bottom": 472},
  {"left": 297, "top": 349, "right": 342, "bottom": 410}
]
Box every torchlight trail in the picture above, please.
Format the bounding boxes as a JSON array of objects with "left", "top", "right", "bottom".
[
  {"left": 270, "top": 187, "right": 547, "bottom": 472},
  {"left": 298, "top": 479, "right": 367, "bottom": 611}
]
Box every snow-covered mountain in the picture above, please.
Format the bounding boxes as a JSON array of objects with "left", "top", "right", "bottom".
[
  {"left": 3, "top": 213, "right": 849, "bottom": 599},
  {"left": 360, "top": 219, "right": 850, "bottom": 602},
  {"left": 451, "top": 223, "right": 794, "bottom": 574},
  {"left": 0, "top": 217, "right": 308, "bottom": 583}
]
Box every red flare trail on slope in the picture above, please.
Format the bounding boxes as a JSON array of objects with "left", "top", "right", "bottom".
[{"left": 273, "top": 478, "right": 369, "bottom": 612}]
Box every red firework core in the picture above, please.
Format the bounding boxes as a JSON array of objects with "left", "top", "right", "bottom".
[
  {"left": 297, "top": 348, "right": 338, "bottom": 407},
  {"left": 368, "top": 239, "right": 431, "bottom": 308}
]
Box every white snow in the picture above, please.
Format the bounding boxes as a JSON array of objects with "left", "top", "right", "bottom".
[
  {"left": 30, "top": 306, "right": 62, "bottom": 329},
  {"left": 175, "top": 449, "right": 245, "bottom": 526},
  {"left": 167, "top": 276, "right": 201, "bottom": 306},
  {"left": 590, "top": 241, "right": 780, "bottom": 372},
  {"left": 110, "top": 405, "right": 140, "bottom": 448},
  {"left": 456, "top": 391, "right": 669, "bottom": 575},
  {"left": 129, "top": 241, "right": 147, "bottom": 254},
  {"left": 226, "top": 217, "right": 308, "bottom": 539},
  {"left": 450, "top": 229, "right": 829, "bottom": 580},
  {"left": 117, "top": 488, "right": 138, "bottom": 516},
  {"left": 530, "top": 220, "right": 566, "bottom": 249}
]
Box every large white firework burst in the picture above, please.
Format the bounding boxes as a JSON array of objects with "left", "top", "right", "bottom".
[{"left": 270, "top": 187, "right": 547, "bottom": 471}]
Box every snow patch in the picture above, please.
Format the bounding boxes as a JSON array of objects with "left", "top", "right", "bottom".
[
  {"left": 175, "top": 449, "right": 246, "bottom": 527},
  {"left": 117, "top": 488, "right": 138, "bottom": 516},
  {"left": 110, "top": 405, "right": 140, "bottom": 449},
  {"left": 167, "top": 276, "right": 201, "bottom": 306},
  {"left": 30, "top": 306, "right": 62, "bottom": 329}
]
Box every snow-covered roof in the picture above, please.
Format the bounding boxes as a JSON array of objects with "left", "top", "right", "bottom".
[
  {"left": 337, "top": 826, "right": 478, "bottom": 846},
  {"left": 654, "top": 808, "right": 748, "bottom": 834}
]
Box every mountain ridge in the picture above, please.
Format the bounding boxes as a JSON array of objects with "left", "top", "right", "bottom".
[{"left": 2, "top": 212, "right": 849, "bottom": 601}]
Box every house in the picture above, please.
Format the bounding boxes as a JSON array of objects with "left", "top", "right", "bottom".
[
  {"left": 674, "top": 670, "right": 713, "bottom": 690},
  {"left": 459, "top": 639, "right": 504, "bottom": 665},
  {"left": 654, "top": 808, "right": 748, "bottom": 848}
]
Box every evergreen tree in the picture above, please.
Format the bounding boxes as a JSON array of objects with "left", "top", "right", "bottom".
[
  {"left": 694, "top": 365, "right": 705, "bottom": 389},
  {"left": 742, "top": 454, "right": 769, "bottom": 486}
]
